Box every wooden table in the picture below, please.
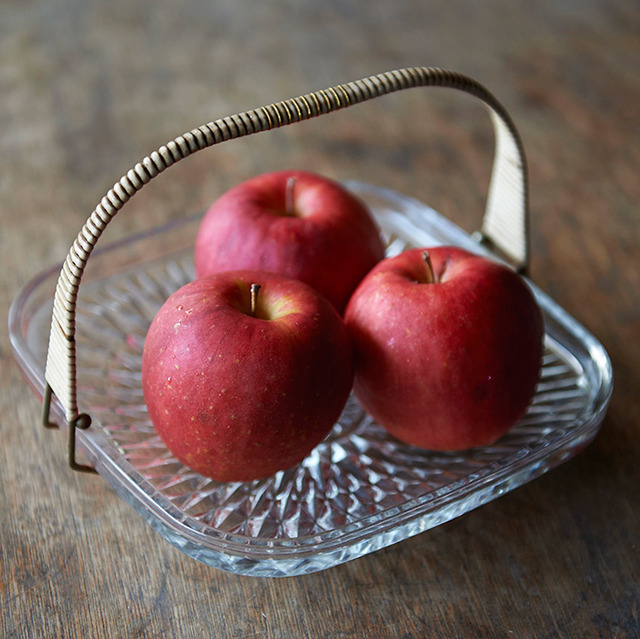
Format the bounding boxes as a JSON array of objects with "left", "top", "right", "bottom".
[{"left": 2, "top": 1, "right": 638, "bottom": 636}]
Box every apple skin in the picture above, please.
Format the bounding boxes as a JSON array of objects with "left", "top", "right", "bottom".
[
  {"left": 141, "top": 270, "right": 354, "bottom": 482},
  {"left": 194, "top": 170, "right": 385, "bottom": 313},
  {"left": 344, "top": 246, "right": 544, "bottom": 451}
]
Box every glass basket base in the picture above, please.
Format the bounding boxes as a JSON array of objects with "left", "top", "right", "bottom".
[{"left": 9, "top": 182, "right": 613, "bottom": 577}]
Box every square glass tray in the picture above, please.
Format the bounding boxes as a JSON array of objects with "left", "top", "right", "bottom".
[{"left": 9, "top": 181, "right": 613, "bottom": 577}]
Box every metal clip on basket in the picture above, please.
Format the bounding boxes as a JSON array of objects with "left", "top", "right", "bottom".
[{"left": 41, "top": 66, "right": 529, "bottom": 473}]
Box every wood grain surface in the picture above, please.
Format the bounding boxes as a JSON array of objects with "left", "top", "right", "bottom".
[{"left": 1, "top": 1, "right": 638, "bottom": 637}]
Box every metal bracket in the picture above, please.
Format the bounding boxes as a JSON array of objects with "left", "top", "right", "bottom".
[{"left": 42, "top": 384, "right": 98, "bottom": 474}]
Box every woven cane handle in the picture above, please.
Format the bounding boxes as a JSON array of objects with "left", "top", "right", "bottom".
[{"left": 44, "top": 66, "right": 529, "bottom": 423}]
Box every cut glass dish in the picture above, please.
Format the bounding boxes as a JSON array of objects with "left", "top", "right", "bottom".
[{"left": 9, "top": 182, "right": 613, "bottom": 577}]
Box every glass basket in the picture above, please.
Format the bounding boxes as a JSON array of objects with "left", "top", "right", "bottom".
[{"left": 9, "top": 180, "right": 613, "bottom": 577}]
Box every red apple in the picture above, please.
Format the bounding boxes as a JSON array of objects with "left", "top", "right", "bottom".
[
  {"left": 141, "top": 270, "right": 354, "bottom": 482},
  {"left": 344, "top": 246, "right": 544, "bottom": 450},
  {"left": 194, "top": 170, "right": 385, "bottom": 313}
]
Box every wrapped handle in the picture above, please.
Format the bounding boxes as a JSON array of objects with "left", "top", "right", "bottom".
[{"left": 42, "top": 66, "right": 529, "bottom": 468}]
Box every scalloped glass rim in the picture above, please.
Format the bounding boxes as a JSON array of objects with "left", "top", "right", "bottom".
[{"left": 8, "top": 181, "right": 613, "bottom": 577}]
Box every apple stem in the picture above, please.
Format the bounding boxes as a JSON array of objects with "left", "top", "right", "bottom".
[
  {"left": 285, "top": 176, "right": 296, "bottom": 216},
  {"left": 250, "top": 283, "right": 261, "bottom": 317},
  {"left": 422, "top": 250, "right": 435, "bottom": 284}
]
